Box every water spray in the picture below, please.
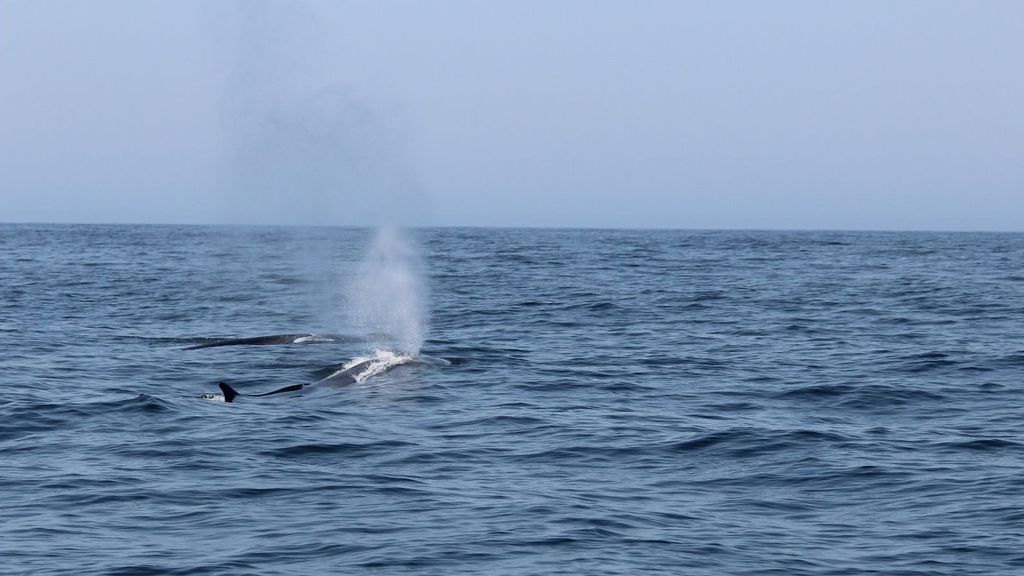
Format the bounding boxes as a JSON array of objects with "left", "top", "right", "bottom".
[{"left": 347, "top": 227, "right": 427, "bottom": 357}]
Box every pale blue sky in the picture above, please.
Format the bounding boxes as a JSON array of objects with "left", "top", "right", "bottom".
[{"left": 1, "top": 0, "right": 1022, "bottom": 230}]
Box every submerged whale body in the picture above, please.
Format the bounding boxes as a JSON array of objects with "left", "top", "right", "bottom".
[
  {"left": 184, "top": 334, "right": 336, "bottom": 350},
  {"left": 184, "top": 333, "right": 402, "bottom": 350}
]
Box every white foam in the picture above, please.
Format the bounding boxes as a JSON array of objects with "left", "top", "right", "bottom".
[{"left": 343, "top": 349, "right": 417, "bottom": 382}]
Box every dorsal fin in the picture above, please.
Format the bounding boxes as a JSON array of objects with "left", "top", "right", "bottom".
[{"left": 218, "top": 381, "right": 239, "bottom": 403}]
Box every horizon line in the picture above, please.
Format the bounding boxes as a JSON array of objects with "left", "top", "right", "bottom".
[{"left": 2, "top": 219, "right": 1022, "bottom": 235}]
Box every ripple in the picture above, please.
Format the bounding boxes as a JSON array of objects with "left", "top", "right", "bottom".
[{"left": 259, "top": 439, "right": 414, "bottom": 459}]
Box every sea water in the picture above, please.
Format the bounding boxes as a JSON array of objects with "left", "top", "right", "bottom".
[{"left": 1, "top": 224, "right": 1022, "bottom": 575}]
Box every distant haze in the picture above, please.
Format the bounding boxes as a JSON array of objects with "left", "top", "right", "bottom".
[{"left": 1, "top": 0, "right": 1022, "bottom": 231}]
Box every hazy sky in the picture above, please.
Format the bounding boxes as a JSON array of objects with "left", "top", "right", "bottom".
[{"left": 1, "top": 0, "right": 1022, "bottom": 230}]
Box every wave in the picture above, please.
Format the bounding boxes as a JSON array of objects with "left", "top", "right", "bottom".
[{"left": 777, "top": 382, "right": 946, "bottom": 408}]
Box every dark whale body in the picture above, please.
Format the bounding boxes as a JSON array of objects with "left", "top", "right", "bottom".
[
  {"left": 219, "top": 381, "right": 303, "bottom": 402},
  {"left": 184, "top": 334, "right": 329, "bottom": 350},
  {"left": 217, "top": 360, "right": 374, "bottom": 403}
]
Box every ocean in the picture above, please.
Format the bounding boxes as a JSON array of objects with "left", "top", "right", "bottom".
[{"left": 1, "top": 224, "right": 1022, "bottom": 575}]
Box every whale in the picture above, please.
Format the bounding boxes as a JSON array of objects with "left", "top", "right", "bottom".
[
  {"left": 214, "top": 358, "right": 408, "bottom": 403},
  {"left": 210, "top": 354, "right": 452, "bottom": 402},
  {"left": 184, "top": 334, "right": 339, "bottom": 350},
  {"left": 189, "top": 333, "right": 453, "bottom": 402},
  {"left": 218, "top": 381, "right": 303, "bottom": 402}
]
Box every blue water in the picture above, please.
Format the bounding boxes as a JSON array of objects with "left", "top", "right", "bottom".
[{"left": 2, "top": 224, "right": 1022, "bottom": 575}]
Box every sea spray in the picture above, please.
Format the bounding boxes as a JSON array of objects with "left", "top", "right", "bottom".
[{"left": 348, "top": 227, "right": 427, "bottom": 356}]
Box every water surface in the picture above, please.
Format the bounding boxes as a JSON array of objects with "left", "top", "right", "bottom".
[{"left": 1, "top": 225, "right": 1022, "bottom": 575}]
